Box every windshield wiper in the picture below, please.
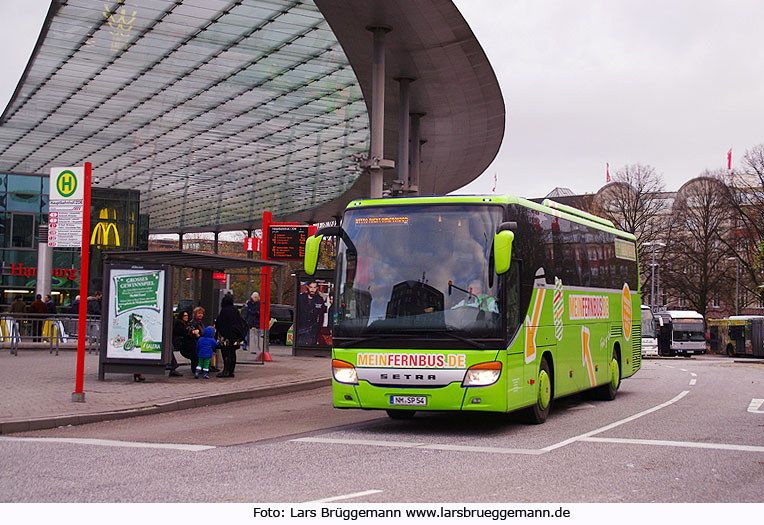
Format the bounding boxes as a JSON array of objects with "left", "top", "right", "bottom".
[
  {"left": 336, "top": 333, "right": 417, "bottom": 348},
  {"left": 425, "top": 330, "right": 486, "bottom": 349},
  {"left": 336, "top": 330, "right": 486, "bottom": 349}
]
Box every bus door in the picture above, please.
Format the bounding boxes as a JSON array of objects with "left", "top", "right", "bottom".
[
  {"left": 708, "top": 324, "right": 720, "bottom": 353},
  {"left": 751, "top": 319, "right": 764, "bottom": 357},
  {"left": 730, "top": 324, "right": 745, "bottom": 355},
  {"left": 657, "top": 318, "right": 672, "bottom": 355}
]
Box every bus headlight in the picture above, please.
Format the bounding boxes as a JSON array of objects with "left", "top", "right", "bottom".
[
  {"left": 332, "top": 359, "right": 358, "bottom": 385},
  {"left": 462, "top": 361, "right": 502, "bottom": 387}
]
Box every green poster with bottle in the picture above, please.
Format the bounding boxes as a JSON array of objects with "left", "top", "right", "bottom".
[{"left": 106, "top": 269, "right": 165, "bottom": 359}]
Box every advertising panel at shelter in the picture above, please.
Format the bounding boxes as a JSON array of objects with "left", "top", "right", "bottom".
[
  {"left": 105, "top": 268, "right": 166, "bottom": 360},
  {"left": 294, "top": 270, "right": 334, "bottom": 351}
]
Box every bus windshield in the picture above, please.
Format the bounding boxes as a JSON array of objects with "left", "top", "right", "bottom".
[
  {"left": 673, "top": 321, "right": 705, "bottom": 342},
  {"left": 334, "top": 204, "right": 504, "bottom": 343},
  {"left": 641, "top": 309, "right": 656, "bottom": 338}
]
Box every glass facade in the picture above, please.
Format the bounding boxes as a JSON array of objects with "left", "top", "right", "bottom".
[
  {"left": 0, "top": 0, "right": 369, "bottom": 233},
  {"left": 0, "top": 172, "right": 148, "bottom": 311}
]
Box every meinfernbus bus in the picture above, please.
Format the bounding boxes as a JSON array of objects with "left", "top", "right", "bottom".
[{"left": 303, "top": 195, "right": 642, "bottom": 423}]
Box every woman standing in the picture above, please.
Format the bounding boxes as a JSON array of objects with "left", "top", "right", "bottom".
[
  {"left": 214, "top": 294, "right": 247, "bottom": 378},
  {"left": 189, "top": 306, "right": 222, "bottom": 371},
  {"left": 173, "top": 310, "right": 197, "bottom": 376},
  {"left": 190, "top": 306, "right": 205, "bottom": 332}
]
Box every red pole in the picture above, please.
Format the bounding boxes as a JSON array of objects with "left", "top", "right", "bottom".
[
  {"left": 73, "top": 162, "right": 91, "bottom": 400},
  {"left": 260, "top": 211, "right": 271, "bottom": 332},
  {"left": 258, "top": 211, "right": 272, "bottom": 361}
]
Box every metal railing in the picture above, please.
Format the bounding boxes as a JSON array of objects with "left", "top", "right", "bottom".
[{"left": 0, "top": 313, "right": 101, "bottom": 356}]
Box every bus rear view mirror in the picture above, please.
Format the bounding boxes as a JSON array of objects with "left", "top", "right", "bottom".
[
  {"left": 304, "top": 226, "right": 344, "bottom": 276},
  {"left": 494, "top": 230, "right": 514, "bottom": 274},
  {"left": 304, "top": 234, "right": 323, "bottom": 276}
]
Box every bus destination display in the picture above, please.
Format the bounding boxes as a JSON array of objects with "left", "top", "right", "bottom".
[{"left": 268, "top": 225, "right": 309, "bottom": 260}]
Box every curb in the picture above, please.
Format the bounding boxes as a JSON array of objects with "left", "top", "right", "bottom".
[{"left": 0, "top": 378, "right": 331, "bottom": 435}]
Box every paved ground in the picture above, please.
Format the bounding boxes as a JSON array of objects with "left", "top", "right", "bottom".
[{"left": 0, "top": 343, "right": 331, "bottom": 434}]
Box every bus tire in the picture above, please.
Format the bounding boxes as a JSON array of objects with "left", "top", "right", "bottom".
[
  {"left": 726, "top": 344, "right": 735, "bottom": 357},
  {"left": 596, "top": 350, "right": 620, "bottom": 401},
  {"left": 386, "top": 409, "right": 416, "bottom": 420},
  {"left": 526, "top": 357, "right": 552, "bottom": 424}
]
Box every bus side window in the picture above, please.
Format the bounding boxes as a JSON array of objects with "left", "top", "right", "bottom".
[{"left": 506, "top": 260, "right": 522, "bottom": 338}]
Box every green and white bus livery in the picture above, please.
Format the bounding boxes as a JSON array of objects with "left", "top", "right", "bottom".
[{"left": 304, "top": 194, "right": 641, "bottom": 423}]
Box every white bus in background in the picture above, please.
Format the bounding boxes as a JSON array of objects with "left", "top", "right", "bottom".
[
  {"left": 654, "top": 310, "right": 706, "bottom": 357},
  {"left": 641, "top": 306, "right": 658, "bottom": 357}
]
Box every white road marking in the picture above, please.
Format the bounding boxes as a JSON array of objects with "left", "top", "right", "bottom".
[
  {"left": 747, "top": 398, "right": 764, "bottom": 414},
  {"left": 306, "top": 490, "right": 383, "bottom": 503},
  {"left": 415, "top": 443, "right": 542, "bottom": 455},
  {"left": 679, "top": 368, "right": 688, "bottom": 372},
  {"left": 689, "top": 379, "right": 697, "bottom": 385},
  {"left": 690, "top": 372, "right": 697, "bottom": 377},
  {"left": 540, "top": 390, "right": 690, "bottom": 453},
  {"left": 292, "top": 437, "right": 541, "bottom": 455},
  {"left": 568, "top": 402, "right": 596, "bottom": 410},
  {"left": 293, "top": 391, "right": 691, "bottom": 456},
  {"left": 293, "top": 437, "right": 421, "bottom": 448},
  {"left": 582, "top": 436, "right": 764, "bottom": 453},
  {"left": 0, "top": 436, "right": 214, "bottom": 452}
]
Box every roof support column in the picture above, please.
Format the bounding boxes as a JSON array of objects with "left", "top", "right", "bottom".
[
  {"left": 177, "top": 233, "right": 184, "bottom": 301},
  {"left": 394, "top": 77, "right": 414, "bottom": 194},
  {"left": 361, "top": 25, "right": 394, "bottom": 199},
  {"left": 409, "top": 113, "right": 425, "bottom": 195},
  {"left": 200, "top": 269, "right": 213, "bottom": 326}
]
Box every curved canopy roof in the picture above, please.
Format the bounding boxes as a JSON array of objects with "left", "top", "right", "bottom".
[{"left": 0, "top": 0, "right": 504, "bottom": 233}]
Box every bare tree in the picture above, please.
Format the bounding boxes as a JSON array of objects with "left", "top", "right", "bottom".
[
  {"left": 661, "top": 173, "right": 733, "bottom": 317},
  {"left": 722, "top": 143, "right": 764, "bottom": 308},
  {"left": 593, "top": 163, "right": 666, "bottom": 295}
]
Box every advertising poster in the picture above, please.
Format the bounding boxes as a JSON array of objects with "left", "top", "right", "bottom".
[
  {"left": 294, "top": 272, "right": 334, "bottom": 350},
  {"left": 105, "top": 268, "right": 166, "bottom": 360}
]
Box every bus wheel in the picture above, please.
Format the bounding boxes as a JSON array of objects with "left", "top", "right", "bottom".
[
  {"left": 386, "top": 409, "right": 416, "bottom": 420},
  {"left": 526, "top": 357, "right": 552, "bottom": 424},
  {"left": 726, "top": 344, "right": 735, "bottom": 357},
  {"left": 596, "top": 350, "right": 620, "bottom": 401}
]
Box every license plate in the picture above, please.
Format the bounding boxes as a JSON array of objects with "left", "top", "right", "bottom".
[{"left": 390, "top": 395, "right": 427, "bottom": 406}]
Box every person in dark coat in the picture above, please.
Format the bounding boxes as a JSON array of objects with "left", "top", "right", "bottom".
[
  {"left": 244, "top": 292, "right": 261, "bottom": 329},
  {"left": 69, "top": 295, "right": 80, "bottom": 314},
  {"left": 189, "top": 306, "right": 218, "bottom": 371},
  {"left": 45, "top": 295, "right": 57, "bottom": 314},
  {"left": 214, "top": 294, "right": 247, "bottom": 378},
  {"left": 10, "top": 296, "right": 27, "bottom": 337},
  {"left": 29, "top": 294, "right": 47, "bottom": 342},
  {"left": 243, "top": 292, "right": 260, "bottom": 353},
  {"left": 10, "top": 296, "right": 26, "bottom": 315},
  {"left": 86, "top": 291, "right": 102, "bottom": 315},
  {"left": 173, "top": 310, "right": 197, "bottom": 376}
]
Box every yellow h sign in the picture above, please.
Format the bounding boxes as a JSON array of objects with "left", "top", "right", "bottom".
[{"left": 56, "top": 170, "right": 78, "bottom": 198}]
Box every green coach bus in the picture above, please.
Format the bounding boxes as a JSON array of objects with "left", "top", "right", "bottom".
[{"left": 303, "top": 194, "right": 641, "bottom": 423}]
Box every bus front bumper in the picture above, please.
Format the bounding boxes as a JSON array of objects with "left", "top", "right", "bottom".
[{"left": 332, "top": 378, "right": 508, "bottom": 413}]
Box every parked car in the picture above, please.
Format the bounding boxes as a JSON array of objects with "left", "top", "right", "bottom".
[{"left": 268, "top": 304, "right": 293, "bottom": 344}]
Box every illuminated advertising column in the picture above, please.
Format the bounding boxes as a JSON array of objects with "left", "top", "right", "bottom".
[{"left": 98, "top": 262, "right": 173, "bottom": 380}]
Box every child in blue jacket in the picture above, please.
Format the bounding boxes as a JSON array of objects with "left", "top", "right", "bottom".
[{"left": 195, "top": 326, "right": 218, "bottom": 379}]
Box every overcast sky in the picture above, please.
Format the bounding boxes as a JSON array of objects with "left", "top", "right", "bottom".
[{"left": 2, "top": 1, "right": 763, "bottom": 200}]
